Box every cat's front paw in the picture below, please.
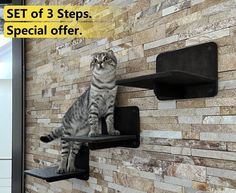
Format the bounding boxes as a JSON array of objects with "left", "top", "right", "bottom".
[
  {"left": 57, "top": 166, "right": 66, "bottom": 174},
  {"left": 108, "top": 129, "right": 120, "bottom": 136},
  {"left": 88, "top": 130, "right": 99, "bottom": 137},
  {"left": 67, "top": 164, "right": 76, "bottom": 173}
]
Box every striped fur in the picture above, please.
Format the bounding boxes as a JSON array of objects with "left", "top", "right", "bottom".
[{"left": 40, "top": 50, "right": 119, "bottom": 173}]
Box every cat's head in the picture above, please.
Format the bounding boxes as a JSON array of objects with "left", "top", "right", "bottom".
[{"left": 90, "top": 50, "right": 117, "bottom": 72}]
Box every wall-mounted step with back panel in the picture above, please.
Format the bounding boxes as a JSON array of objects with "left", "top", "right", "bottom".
[
  {"left": 24, "top": 106, "right": 140, "bottom": 182},
  {"left": 62, "top": 106, "right": 140, "bottom": 150},
  {"left": 117, "top": 42, "right": 218, "bottom": 100},
  {"left": 25, "top": 145, "right": 90, "bottom": 182}
]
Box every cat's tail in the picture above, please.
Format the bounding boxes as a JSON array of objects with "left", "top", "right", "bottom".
[{"left": 40, "top": 126, "right": 63, "bottom": 143}]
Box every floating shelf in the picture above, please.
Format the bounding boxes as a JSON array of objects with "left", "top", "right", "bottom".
[
  {"left": 63, "top": 135, "right": 136, "bottom": 143},
  {"left": 25, "top": 167, "right": 88, "bottom": 183},
  {"left": 117, "top": 70, "right": 215, "bottom": 89},
  {"left": 63, "top": 106, "right": 140, "bottom": 150},
  {"left": 25, "top": 145, "right": 89, "bottom": 182},
  {"left": 117, "top": 42, "right": 218, "bottom": 100}
]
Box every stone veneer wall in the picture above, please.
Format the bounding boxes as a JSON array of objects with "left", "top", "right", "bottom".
[{"left": 25, "top": 0, "right": 236, "bottom": 193}]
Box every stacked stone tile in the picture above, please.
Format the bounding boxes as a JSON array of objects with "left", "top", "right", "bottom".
[{"left": 25, "top": 0, "right": 236, "bottom": 192}]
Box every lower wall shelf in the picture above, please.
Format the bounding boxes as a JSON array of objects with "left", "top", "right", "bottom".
[
  {"left": 25, "top": 106, "right": 140, "bottom": 182},
  {"left": 25, "top": 167, "right": 88, "bottom": 182},
  {"left": 25, "top": 145, "right": 90, "bottom": 182}
]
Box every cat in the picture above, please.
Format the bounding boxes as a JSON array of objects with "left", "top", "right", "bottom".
[{"left": 40, "top": 50, "right": 120, "bottom": 173}]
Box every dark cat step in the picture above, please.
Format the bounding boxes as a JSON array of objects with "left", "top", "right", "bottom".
[
  {"left": 62, "top": 106, "right": 140, "bottom": 150},
  {"left": 25, "top": 166, "right": 88, "bottom": 182},
  {"left": 24, "top": 145, "right": 89, "bottom": 182},
  {"left": 62, "top": 134, "right": 138, "bottom": 150}
]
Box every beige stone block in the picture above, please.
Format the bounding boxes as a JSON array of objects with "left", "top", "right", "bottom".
[
  {"left": 164, "top": 175, "right": 192, "bottom": 187},
  {"left": 207, "top": 175, "right": 236, "bottom": 189},
  {"left": 37, "top": 118, "right": 50, "bottom": 124},
  {"left": 146, "top": 54, "right": 157, "bottom": 63},
  {"left": 178, "top": 116, "right": 202, "bottom": 124},
  {"left": 128, "top": 96, "right": 158, "bottom": 110},
  {"left": 79, "top": 55, "right": 92, "bottom": 68},
  {"left": 207, "top": 167, "right": 236, "bottom": 180},
  {"left": 200, "top": 132, "right": 236, "bottom": 142},
  {"left": 142, "top": 144, "right": 171, "bottom": 153},
  {"left": 219, "top": 52, "right": 236, "bottom": 72},
  {"left": 202, "top": 0, "right": 236, "bottom": 16},
  {"left": 213, "top": 187, "right": 236, "bottom": 193},
  {"left": 144, "top": 35, "right": 179, "bottom": 50},
  {"left": 177, "top": 99, "right": 205, "bottom": 109},
  {"left": 154, "top": 181, "right": 183, "bottom": 193},
  {"left": 108, "top": 182, "right": 146, "bottom": 193},
  {"left": 170, "top": 146, "right": 191, "bottom": 156},
  {"left": 219, "top": 80, "right": 236, "bottom": 90},
  {"left": 191, "top": 0, "right": 205, "bottom": 6},
  {"left": 128, "top": 0, "right": 150, "bottom": 16},
  {"left": 166, "top": 163, "right": 206, "bottom": 182},
  {"left": 128, "top": 45, "right": 144, "bottom": 60},
  {"left": 113, "top": 172, "right": 154, "bottom": 192},
  {"left": 193, "top": 157, "right": 236, "bottom": 171},
  {"left": 206, "top": 97, "right": 236, "bottom": 107},
  {"left": 192, "top": 182, "right": 210, "bottom": 192},
  {"left": 162, "top": 1, "right": 190, "bottom": 17},
  {"left": 90, "top": 161, "right": 117, "bottom": 171},
  {"left": 133, "top": 25, "right": 165, "bottom": 46},
  {"left": 141, "top": 130, "right": 182, "bottom": 139},
  {"left": 186, "top": 28, "right": 230, "bottom": 46},
  {"left": 158, "top": 101, "right": 176, "bottom": 109},
  {"left": 203, "top": 116, "right": 236, "bottom": 124},
  {"left": 192, "top": 149, "right": 236, "bottom": 161},
  {"left": 219, "top": 71, "right": 236, "bottom": 81},
  {"left": 126, "top": 61, "right": 149, "bottom": 73},
  {"left": 118, "top": 166, "right": 157, "bottom": 180},
  {"left": 115, "top": 49, "right": 129, "bottom": 63},
  {"left": 141, "top": 116, "right": 178, "bottom": 124},
  {"left": 72, "top": 178, "right": 95, "bottom": 193},
  {"left": 140, "top": 107, "right": 220, "bottom": 117},
  {"left": 227, "top": 143, "right": 236, "bottom": 152},
  {"left": 144, "top": 41, "right": 185, "bottom": 58},
  {"left": 51, "top": 180, "right": 72, "bottom": 191},
  {"left": 110, "top": 36, "right": 132, "bottom": 47}
]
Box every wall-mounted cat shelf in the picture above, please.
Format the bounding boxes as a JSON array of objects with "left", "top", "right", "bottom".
[
  {"left": 117, "top": 42, "right": 218, "bottom": 100},
  {"left": 62, "top": 106, "right": 140, "bottom": 150},
  {"left": 25, "top": 145, "right": 89, "bottom": 182},
  {"left": 25, "top": 106, "right": 140, "bottom": 182}
]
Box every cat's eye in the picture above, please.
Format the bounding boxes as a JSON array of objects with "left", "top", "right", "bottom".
[
  {"left": 94, "top": 58, "right": 98, "bottom": 63},
  {"left": 104, "top": 56, "right": 108, "bottom": 61}
]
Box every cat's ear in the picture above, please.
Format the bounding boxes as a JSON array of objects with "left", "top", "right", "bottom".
[
  {"left": 90, "top": 61, "right": 95, "bottom": 69},
  {"left": 108, "top": 50, "right": 117, "bottom": 64},
  {"left": 108, "top": 50, "right": 114, "bottom": 56},
  {"left": 90, "top": 57, "right": 96, "bottom": 69}
]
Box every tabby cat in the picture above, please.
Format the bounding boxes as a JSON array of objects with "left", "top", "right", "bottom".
[{"left": 40, "top": 50, "right": 120, "bottom": 173}]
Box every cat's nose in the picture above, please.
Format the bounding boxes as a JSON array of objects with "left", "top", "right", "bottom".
[
  {"left": 97, "top": 63, "right": 102, "bottom": 69},
  {"left": 98, "top": 62, "right": 105, "bottom": 69}
]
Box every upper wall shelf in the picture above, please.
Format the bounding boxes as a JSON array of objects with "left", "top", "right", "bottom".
[{"left": 117, "top": 42, "right": 218, "bottom": 100}]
